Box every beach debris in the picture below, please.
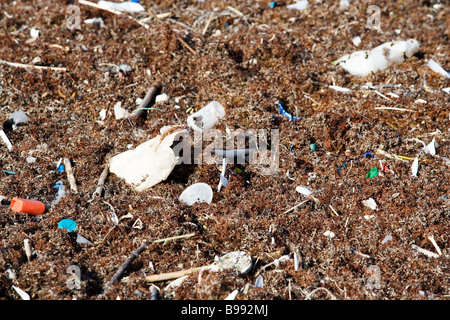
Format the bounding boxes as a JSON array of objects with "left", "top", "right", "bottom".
[
  {"left": 64, "top": 158, "right": 78, "bottom": 193},
  {"left": 411, "top": 157, "right": 419, "bottom": 177},
  {"left": 217, "top": 158, "right": 229, "bottom": 192},
  {"left": 26, "top": 156, "right": 36, "bottom": 164},
  {"left": 255, "top": 275, "right": 264, "bottom": 289},
  {"left": 295, "top": 186, "right": 313, "bottom": 196},
  {"left": 98, "top": 0, "right": 145, "bottom": 13},
  {"left": 0, "top": 129, "right": 13, "bottom": 151},
  {"left": 12, "top": 286, "right": 30, "bottom": 300},
  {"left": 411, "top": 244, "right": 439, "bottom": 258},
  {"left": 84, "top": 17, "right": 105, "bottom": 27},
  {"left": 179, "top": 183, "right": 213, "bottom": 206},
  {"left": 186, "top": 101, "right": 225, "bottom": 132},
  {"left": 333, "top": 39, "right": 420, "bottom": 76},
  {"left": 428, "top": 235, "right": 442, "bottom": 256},
  {"left": 310, "top": 143, "right": 317, "bottom": 151},
  {"left": 3, "top": 110, "right": 29, "bottom": 131},
  {"left": 155, "top": 93, "right": 169, "bottom": 103},
  {"left": 427, "top": 59, "right": 450, "bottom": 78},
  {"left": 366, "top": 167, "right": 379, "bottom": 178},
  {"left": 93, "top": 164, "right": 109, "bottom": 198},
  {"left": 269, "top": 1, "right": 277, "bottom": 8},
  {"left": 329, "top": 85, "right": 352, "bottom": 93},
  {"left": 425, "top": 138, "right": 436, "bottom": 155},
  {"left": 323, "top": 230, "right": 335, "bottom": 239},
  {"left": 443, "top": 88, "right": 450, "bottom": 94},
  {"left": 76, "top": 234, "right": 93, "bottom": 245},
  {"left": 51, "top": 181, "right": 66, "bottom": 205},
  {"left": 224, "top": 289, "right": 239, "bottom": 300},
  {"left": 365, "top": 265, "right": 381, "bottom": 290},
  {"left": 24, "top": 239, "right": 32, "bottom": 261},
  {"left": 278, "top": 103, "right": 300, "bottom": 121},
  {"left": 114, "top": 101, "right": 130, "bottom": 119},
  {"left": 10, "top": 198, "right": 46, "bottom": 215},
  {"left": 352, "top": 36, "right": 361, "bottom": 47},
  {"left": 362, "top": 198, "right": 377, "bottom": 210},
  {"left": 109, "top": 126, "right": 189, "bottom": 192},
  {"left": 287, "top": 0, "right": 308, "bottom": 10},
  {"left": 30, "top": 27, "right": 39, "bottom": 38},
  {"left": 381, "top": 235, "right": 392, "bottom": 245},
  {"left": 58, "top": 219, "right": 77, "bottom": 232}
]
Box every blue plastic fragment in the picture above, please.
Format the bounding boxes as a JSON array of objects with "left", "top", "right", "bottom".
[
  {"left": 278, "top": 104, "right": 301, "bottom": 121},
  {"left": 58, "top": 164, "right": 65, "bottom": 172},
  {"left": 363, "top": 152, "right": 374, "bottom": 158},
  {"left": 130, "top": 0, "right": 139, "bottom": 2},
  {"left": 2, "top": 170, "right": 16, "bottom": 175},
  {"left": 269, "top": 1, "right": 277, "bottom": 8},
  {"left": 58, "top": 219, "right": 77, "bottom": 232}
]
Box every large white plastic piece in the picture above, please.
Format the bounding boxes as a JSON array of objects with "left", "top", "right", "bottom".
[
  {"left": 334, "top": 39, "right": 420, "bottom": 76},
  {"left": 98, "top": 1, "right": 145, "bottom": 12},
  {"left": 179, "top": 183, "right": 213, "bottom": 206},
  {"left": 427, "top": 59, "right": 450, "bottom": 78},
  {"left": 109, "top": 126, "right": 189, "bottom": 192},
  {"left": 186, "top": 101, "right": 225, "bottom": 132},
  {"left": 287, "top": 0, "right": 308, "bottom": 10}
]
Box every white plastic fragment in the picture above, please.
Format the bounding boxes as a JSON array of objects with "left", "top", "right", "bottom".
[
  {"left": 179, "top": 183, "right": 213, "bottom": 206},
  {"left": 224, "top": 289, "right": 239, "bottom": 300},
  {"left": 425, "top": 138, "right": 436, "bottom": 156},
  {"left": 443, "top": 88, "right": 450, "bottom": 94},
  {"left": 0, "top": 129, "right": 13, "bottom": 151},
  {"left": 334, "top": 39, "right": 420, "bottom": 77},
  {"left": 84, "top": 17, "right": 105, "bottom": 27},
  {"left": 352, "top": 36, "right": 361, "bottom": 47},
  {"left": 99, "top": 109, "right": 107, "bottom": 120},
  {"left": 415, "top": 98, "right": 427, "bottom": 104},
  {"left": 217, "top": 158, "right": 228, "bottom": 192},
  {"left": 323, "top": 230, "right": 335, "bottom": 238},
  {"left": 24, "top": 239, "right": 32, "bottom": 261},
  {"left": 76, "top": 234, "right": 93, "bottom": 245},
  {"left": 294, "top": 252, "right": 299, "bottom": 271},
  {"left": 98, "top": 0, "right": 145, "bottom": 12},
  {"left": 210, "top": 251, "right": 253, "bottom": 275},
  {"left": 12, "top": 285, "right": 30, "bottom": 300},
  {"left": 287, "top": 0, "right": 308, "bottom": 10},
  {"left": 26, "top": 156, "right": 36, "bottom": 163},
  {"left": 9, "top": 110, "right": 29, "bottom": 128},
  {"left": 186, "top": 101, "right": 225, "bottom": 132},
  {"left": 113, "top": 102, "right": 130, "bottom": 119},
  {"left": 339, "top": 0, "right": 350, "bottom": 9},
  {"left": 427, "top": 59, "right": 450, "bottom": 78},
  {"left": 109, "top": 126, "right": 189, "bottom": 192},
  {"left": 362, "top": 198, "right": 377, "bottom": 210},
  {"left": 155, "top": 93, "right": 169, "bottom": 103},
  {"left": 411, "top": 157, "right": 419, "bottom": 177},
  {"left": 255, "top": 275, "right": 264, "bottom": 289},
  {"left": 30, "top": 27, "right": 39, "bottom": 38},
  {"left": 295, "top": 186, "right": 313, "bottom": 196},
  {"left": 381, "top": 235, "right": 392, "bottom": 244}
]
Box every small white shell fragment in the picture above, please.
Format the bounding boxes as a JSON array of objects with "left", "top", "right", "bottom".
[
  {"left": 99, "top": 109, "right": 107, "bottom": 120},
  {"left": 287, "top": 0, "right": 308, "bottom": 10},
  {"left": 211, "top": 251, "right": 253, "bottom": 275},
  {"left": 425, "top": 138, "right": 436, "bottom": 156},
  {"left": 76, "top": 234, "right": 93, "bottom": 244},
  {"left": 352, "top": 36, "right": 361, "bottom": 47},
  {"left": 180, "top": 183, "right": 213, "bottom": 206},
  {"left": 30, "top": 27, "right": 39, "bottom": 38},
  {"left": 224, "top": 289, "right": 239, "bottom": 300},
  {"left": 364, "top": 215, "right": 375, "bottom": 220},
  {"left": 363, "top": 198, "right": 377, "bottom": 210},
  {"left": 427, "top": 59, "right": 450, "bottom": 78},
  {"left": 334, "top": 39, "right": 420, "bottom": 77},
  {"left": 255, "top": 275, "right": 264, "bottom": 288},
  {"left": 411, "top": 157, "right": 419, "bottom": 177},
  {"left": 381, "top": 235, "right": 393, "bottom": 244},
  {"left": 155, "top": 93, "right": 169, "bottom": 103},
  {"left": 113, "top": 102, "right": 130, "bottom": 119},
  {"left": 295, "top": 186, "right": 313, "bottom": 196},
  {"left": 323, "top": 230, "right": 335, "bottom": 238},
  {"left": 26, "top": 156, "right": 36, "bottom": 163},
  {"left": 329, "top": 85, "right": 352, "bottom": 93},
  {"left": 415, "top": 98, "right": 427, "bottom": 104},
  {"left": 12, "top": 286, "right": 30, "bottom": 300}
]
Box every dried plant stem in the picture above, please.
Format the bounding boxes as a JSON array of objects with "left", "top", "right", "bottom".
[
  {"left": 375, "top": 107, "right": 415, "bottom": 112},
  {"left": 428, "top": 235, "right": 442, "bottom": 256},
  {"left": 145, "top": 266, "right": 206, "bottom": 282},
  {"left": 284, "top": 199, "right": 309, "bottom": 214},
  {"left": 64, "top": 158, "right": 78, "bottom": 193},
  {"left": 153, "top": 232, "right": 195, "bottom": 243},
  {"left": 93, "top": 164, "right": 109, "bottom": 198},
  {"left": 0, "top": 59, "right": 67, "bottom": 72},
  {"left": 411, "top": 244, "right": 439, "bottom": 258}
]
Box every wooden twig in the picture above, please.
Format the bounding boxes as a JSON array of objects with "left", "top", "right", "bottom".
[
  {"left": 104, "top": 240, "right": 150, "bottom": 291},
  {"left": 283, "top": 199, "right": 309, "bottom": 214},
  {"left": 0, "top": 59, "right": 67, "bottom": 72},
  {"left": 202, "top": 12, "right": 214, "bottom": 35},
  {"left": 93, "top": 163, "right": 109, "bottom": 198},
  {"left": 375, "top": 107, "right": 415, "bottom": 112},
  {"left": 153, "top": 232, "right": 196, "bottom": 243},
  {"left": 64, "top": 158, "right": 78, "bottom": 193},
  {"left": 145, "top": 266, "right": 206, "bottom": 282},
  {"left": 428, "top": 235, "right": 442, "bottom": 256}
]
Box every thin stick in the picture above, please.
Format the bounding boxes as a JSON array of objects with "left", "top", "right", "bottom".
[
  {"left": 284, "top": 199, "right": 310, "bottom": 214},
  {"left": 202, "top": 12, "right": 214, "bottom": 35},
  {"left": 145, "top": 266, "right": 206, "bottom": 282},
  {"left": 93, "top": 163, "right": 109, "bottom": 198},
  {"left": 131, "top": 85, "right": 160, "bottom": 119},
  {"left": 375, "top": 107, "right": 415, "bottom": 112},
  {"left": 64, "top": 158, "right": 78, "bottom": 193},
  {"left": 0, "top": 59, "right": 67, "bottom": 72},
  {"left": 104, "top": 240, "right": 150, "bottom": 290},
  {"left": 153, "top": 232, "right": 196, "bottom": 243},
  {"left": 329, "top": 204, "right": 340, "bottom": 216}
]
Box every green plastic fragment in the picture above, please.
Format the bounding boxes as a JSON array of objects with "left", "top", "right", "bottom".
[
  {"left": 366, "top": 167, "right": 379, "bottom": 178},
  {"left": 310, "top": 143, "right": 316, "bottom": 151}
]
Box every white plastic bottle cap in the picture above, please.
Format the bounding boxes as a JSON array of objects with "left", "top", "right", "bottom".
[{"left": 179, "top": 183, "right": 213, "bottom": 206}]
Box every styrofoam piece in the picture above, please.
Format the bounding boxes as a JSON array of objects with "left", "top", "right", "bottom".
[
  {"left": 98, "top": 1, "right": 145, "bottom": 12},
  {"left": 109, "top": 126, "right": 189, "bottom": 192},
  {"left": 179, "top": 183, "right": 213, "bottom": 206},
  {"left": 334, "top": 39, "right": 419, "bottom": 76},
  {"left": 186, "top": 101, "right": 225, "bottom": 132}
]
